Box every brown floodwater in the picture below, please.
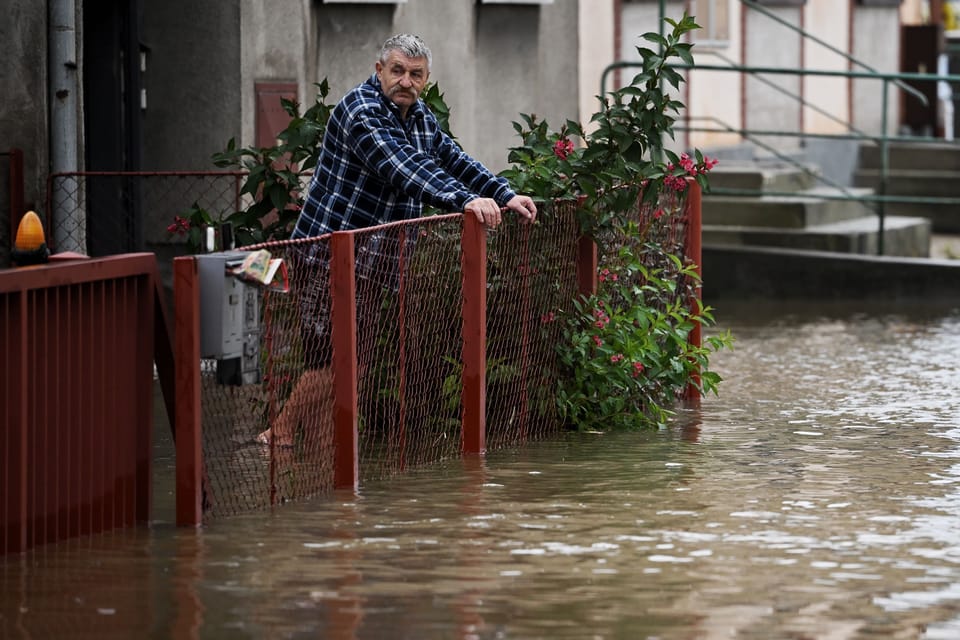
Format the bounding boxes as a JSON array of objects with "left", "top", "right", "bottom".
[{"left": 3, "top": 300, "right": 960, "bottom": 639}]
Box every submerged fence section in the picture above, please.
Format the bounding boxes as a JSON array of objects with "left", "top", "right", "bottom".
[
  {"left": 174, "top": 189, "right": 701, "bottom": 525},
  {"left": 1, "top": 254, "right": 158, "bottom": 554}
]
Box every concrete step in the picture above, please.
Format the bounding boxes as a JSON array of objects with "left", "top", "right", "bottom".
[
  {"left": 853, "top": 169, "right": 960, "bottom": 197},
  {"left": 702, "top": 187, "right": 874, "bottom": 229},
  {"left": 858, "top": 141, "right": 960, "bottom": 172},
  {"left": 852, "top": 169, "right": 960, "bottom": 232},
  {"left": 879, "top": 201, "right": 960, "bottom": 233},
  {"left": 707, "top": 164, "right": 822, "bottom": 194},
  {"left": 703, "top": 215, "right": 932, "bottom": 258}
]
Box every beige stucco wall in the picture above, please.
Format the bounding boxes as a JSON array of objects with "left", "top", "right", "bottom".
[
  {"left": 619, "top": 0, "right": 904, "bottom": 155},
  {"left": 852, "top": 6, "right": 902, "bottom": 136},
  {"left": 802, "top": 1, "right": 851, "bottom": 136},
  {"left": 578, "top": 0, "right": 616, "bottom": 136}
]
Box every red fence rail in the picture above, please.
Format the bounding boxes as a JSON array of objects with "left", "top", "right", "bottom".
[
  {"left": 173, "top": 186, "right": 702, "bottom": 524},
  {"left": 1, "top": 254, "right": 159, "bottom": 554}
]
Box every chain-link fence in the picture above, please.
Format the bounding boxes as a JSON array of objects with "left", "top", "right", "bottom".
[
  {"left": 47, "top": 171, "right": 246, "bottom": 256},
  {"left": 177, "top": 190, "right": 700, "bottom": 521}
]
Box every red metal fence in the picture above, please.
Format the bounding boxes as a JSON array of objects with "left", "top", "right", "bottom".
[
  {"left": 173, "top": 187, "right": 702, "bottom": 525},
  {"left": 1, "top": 170, "right": 702, "bottom": 547},
  {"left": 1, "top": 254, "right": 160, "bottom": 554}
]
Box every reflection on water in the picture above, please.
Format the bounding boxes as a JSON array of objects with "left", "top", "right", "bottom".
[{"left": 3, "top": 300, "right": 960, "bottom": 639}]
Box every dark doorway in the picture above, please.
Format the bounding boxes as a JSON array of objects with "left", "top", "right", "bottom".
[{"left": 83, "top": 0, "right": 142, "bottom": 256}]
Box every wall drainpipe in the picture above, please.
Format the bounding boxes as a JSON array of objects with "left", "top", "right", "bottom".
[{"left": 49, "top": 0, "right": 85, "bottom": 254}]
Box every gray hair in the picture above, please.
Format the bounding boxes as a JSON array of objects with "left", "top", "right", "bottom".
[{"left": 379, "top": 33, "right": 432, "bottom": 70}]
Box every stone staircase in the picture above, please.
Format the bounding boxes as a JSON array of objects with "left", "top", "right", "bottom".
[
  {"left": 853, "top": 141, "right": 960, "bottom": 234},
  {"left": 702, "top": 158, "right": 932, "bottom": 257}
]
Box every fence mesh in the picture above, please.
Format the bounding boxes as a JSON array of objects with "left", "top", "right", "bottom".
[
  {"left": 47, "top": 172, "right": 244, "bottom": 255},
  {"left": 352, "top": 217, "right": 466, "bottom": 481},
  {"left": 199, "top": 237, "right": 336, "bottom": 518},
  {"left": 40, "top": 171, "right": 698, "bottom": 519},
  {"left": 485, "top": 200, "right": 581, "bottom": 449},
  {"left": 192, "top": 193, "right": 697, "bottom": 517},
  {"left": 598, "top": 190, "right": 695, "bottom": 314}
]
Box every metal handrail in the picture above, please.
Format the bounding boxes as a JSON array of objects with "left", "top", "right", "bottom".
[
  {"left": 635, "top": 0, "right": 940, "bottom": 255},
  {"left": 599, "top": 57, "right": 960, "bottom": 254}
]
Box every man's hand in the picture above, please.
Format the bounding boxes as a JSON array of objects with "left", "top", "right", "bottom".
[
  {"left": 504, "top": 195, "right": 537, "bottom": 223},
  {"left": 464, "top": 197, "right": 503, "bottom": 228}
]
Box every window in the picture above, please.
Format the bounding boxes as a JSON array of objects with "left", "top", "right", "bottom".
[{"left": 692, "top": 0, "right": 730, "bottom": 45}]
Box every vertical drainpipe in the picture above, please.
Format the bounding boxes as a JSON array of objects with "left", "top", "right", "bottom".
[{"left": 49, "top": 0, "right": 85, "bottom": 254}]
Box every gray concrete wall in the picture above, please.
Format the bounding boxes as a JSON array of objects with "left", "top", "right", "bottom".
[
  {"left": 239, "top": 1, "right": 581, "bottom": 174},
  {"left": 141, "top": 0, "right": 243, "bottom": 170},
  {"left": 704, "top": 244, "right": 960, "bottom": 302},
  {"left": 1, "top": 0, "right": 50, "bottom": 263}
]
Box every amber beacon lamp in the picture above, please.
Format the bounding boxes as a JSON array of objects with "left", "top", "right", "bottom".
[{"left": 11, "top": 211, "right": 50, "bottom": 266}]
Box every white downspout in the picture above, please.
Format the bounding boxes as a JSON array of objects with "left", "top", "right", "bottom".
[{"left": 49, "top": 0, "right": 85, "bottom": 253}]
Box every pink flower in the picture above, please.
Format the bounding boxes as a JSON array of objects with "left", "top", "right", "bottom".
[
  {"left": 592, "top": 335, "right": 603, "bottom": 347},
  {"left": 553, "top": 137, "right": 574, "bottom": 160},
  {"left": 631, "top": 361, "right": 645, "bottom": 378},
  {"left": 598, "top": 268, "right": 618, "bottom": 283},
  {"left": 167, "top": 215, "right": 190, "bottom": 236},
  {"left": 664, "top": 175, "right": 688, "bottom": 192},
  {"left": 610, "top": 354, "right": 624, "bottom": 363}
]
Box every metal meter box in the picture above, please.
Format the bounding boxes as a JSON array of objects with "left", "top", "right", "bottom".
[{"left": 197, "top": 252, "right": 262, "bottom": 385}]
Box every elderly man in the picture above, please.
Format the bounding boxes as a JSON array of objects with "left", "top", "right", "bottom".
[{"left": 257, "top": 33, "right": 537, "bottom": 447}]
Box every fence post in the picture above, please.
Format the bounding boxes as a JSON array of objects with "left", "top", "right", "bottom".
[
  {"left": 461, "top": 214, "right": 487, "bottom": 455},
  {"left": 174, "top": 256, "right": 203, "bottom": 526},
  {"left": 330, "top": 232, "right": 359, "bottom": 490},
  {"left": 684, "top": 179, "right": 703, "bottom": 400},
  {"left": 577, "top": 236, "right": 598, "bottom": 297}
]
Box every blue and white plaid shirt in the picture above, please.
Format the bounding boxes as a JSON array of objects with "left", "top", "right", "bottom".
[{"left": 292, "top": 74, "right": 516, "bottom": 239}]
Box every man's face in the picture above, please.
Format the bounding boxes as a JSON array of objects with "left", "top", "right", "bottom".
[{"left": 376, "top": 51, "right": 430, "bottom": 117}]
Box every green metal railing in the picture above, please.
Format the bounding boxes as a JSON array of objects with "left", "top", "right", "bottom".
[{"left": 616, "top": 0, "right": 958, "bottom": 255}]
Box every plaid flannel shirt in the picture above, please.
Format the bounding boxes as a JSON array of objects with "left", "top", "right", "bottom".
[{"left": 292, "top": 74, "right": 516, "bottom": 239}]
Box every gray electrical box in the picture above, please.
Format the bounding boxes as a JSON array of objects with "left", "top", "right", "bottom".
[{"left": 197, "top": 252, "right": 262, "bottom": 385}]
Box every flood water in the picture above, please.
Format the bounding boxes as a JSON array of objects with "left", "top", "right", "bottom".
[{"left": 4, "top": 300, "right": 960, "bottom": 639}]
